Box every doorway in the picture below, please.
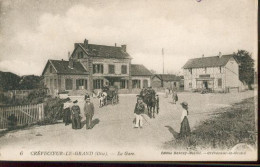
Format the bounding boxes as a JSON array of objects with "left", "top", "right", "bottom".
[{"left": 203, "top": 81, "right": 208, "bottom": 89}]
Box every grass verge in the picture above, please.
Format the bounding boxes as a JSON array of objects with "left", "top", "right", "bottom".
[{"left": 163, "top": 97, "right": 257, "bottom": 150}]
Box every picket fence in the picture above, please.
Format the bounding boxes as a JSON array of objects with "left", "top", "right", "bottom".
[{"left": 0, "top": 103, "right": 44, "bottom": 129}]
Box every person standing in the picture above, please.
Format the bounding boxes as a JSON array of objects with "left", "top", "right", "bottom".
[
  {"left": 63, "top": 98, "right": 72, "bottom": 126},
  {"left": 179, "top": 102, "right": 191, "bottom": 138},
  {"left": 71, "top": 100, "right": 81, "bottom": 129},
  {"left": 134, "top": 97, "right": 145, "bottom": 128},
  {"left": 172, "top": 91, "right": 178, "bottom": 104},
  {"left": 84, "top": 97, "right": 95, "bottom": 129},
  {"left": 155, "top": 94, "right": 159, "bottom": 114},
  {"left": 165, "top": 88, "right": 169, "bottom": 98}
]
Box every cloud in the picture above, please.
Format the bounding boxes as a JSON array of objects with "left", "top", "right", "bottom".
[{"left": 0, "top": 0, "right": 257, "bottom": 75}]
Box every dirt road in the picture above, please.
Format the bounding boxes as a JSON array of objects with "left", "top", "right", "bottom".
[{"left": 0, "top": 91, "right": 255, "bottom": 158}]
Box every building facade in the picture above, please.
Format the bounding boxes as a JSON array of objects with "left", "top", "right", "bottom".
[
  {"left": 151, "top": 74, "right": 181, "bottom": 90},
  {"left": 42, "top": 39, "right": 152, "bottom": 95},
  {"left": 183, "top": 54, "right": 244, "bottom": 92}
]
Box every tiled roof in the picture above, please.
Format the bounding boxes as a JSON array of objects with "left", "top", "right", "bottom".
[
  {"left": 154, "top": 74, "right": 181, "bottom": 81},
  {"left": 48, "top": 60, "right": 88, "bottom": 75},
  {"left": 78, "top": 43, "right": 131, "bottom": 59},
  {"left": 131, "top": 64, "right": 153, "bottom": 76},
  {"left": 183, "top": 55, "right": 235, "bottom": 69}
]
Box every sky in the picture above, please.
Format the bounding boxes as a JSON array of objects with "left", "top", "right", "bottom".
[{"left": 0, "top": 0, "right": 257, "bottom": 76}]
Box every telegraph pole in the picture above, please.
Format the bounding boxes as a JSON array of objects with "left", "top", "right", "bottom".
[{"left": 162, "top": 48, "right": 164, "bottom": 74}]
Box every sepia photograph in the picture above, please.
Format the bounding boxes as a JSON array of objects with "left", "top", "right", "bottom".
[{"left": 0, "top": 0, "right": 258, "bottom": 161}]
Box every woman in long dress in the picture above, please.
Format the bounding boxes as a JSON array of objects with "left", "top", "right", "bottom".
[
  {"left": 172, "top": 91, "right": 178, "bottom": 104},
  {"left": 179, "top": 101, "right": 191, "bottom": 138}
]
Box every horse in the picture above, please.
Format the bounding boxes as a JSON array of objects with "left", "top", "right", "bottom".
[{"left": 143, "top": 93, "right": 157, "bottom": 118}]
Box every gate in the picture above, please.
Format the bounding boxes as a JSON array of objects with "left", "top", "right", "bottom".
[{"left": 0, "top": 103, "right": 44, "bottom": 129}]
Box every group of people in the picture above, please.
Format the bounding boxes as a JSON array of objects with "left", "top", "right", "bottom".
[
  {"left": 63, "top": 94, "right": 95, "bottom": 130},
  {"left": 165, "top": 88, "right": 178, "bottom": 104}
]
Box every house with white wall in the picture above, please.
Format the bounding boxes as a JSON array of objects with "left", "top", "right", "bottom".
[{"left": 182, "top": 53, "right": 244, "bottom": 92}]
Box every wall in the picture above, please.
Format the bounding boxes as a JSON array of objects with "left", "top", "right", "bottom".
[
  {"left": 92, "top": 57, "right": 130, "bottom": 77},
  {"left": 151, "top": 76, "right": 162, "bottom": 88},
  {"left": 183, "top": 66, "right": 225, "bottom": 91},
  {"left": 224, "top": 57, "right": 240, "bottom": 88}
]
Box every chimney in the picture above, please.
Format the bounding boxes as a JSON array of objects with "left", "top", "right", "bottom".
[
  {"left": 74, "top": 43, "right": 79, "bottom": 49},
  {"left": 68, "top": 51, "right": 70, "bottom": 60},
  {"left": 121, "top": 45, "right": 126, "bottom": 52},
  {"left": 202, "top": 54, "right": 204, "bottom": 58},
  {"left": 84, "top": 39, "right": 88, "bottom": 48},
  {"left": 219, "top": 52, "right": 222, "bottom": 58},
  {"left": 69, "top": 57, "right": 74, "bottom": 68},
  {"left": 115, "top": 43, "right": 117, "bottom": 47}
]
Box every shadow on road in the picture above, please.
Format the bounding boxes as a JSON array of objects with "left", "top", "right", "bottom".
[
  {"left": 91, "top": 118, "right": 100, "bottom": 128},
  {"left": 165, "top": 125, "right": 179, "bottom": 139}
]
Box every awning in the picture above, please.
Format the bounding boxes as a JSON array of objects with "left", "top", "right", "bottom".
[{"left": 195, "top": 78, "right": 214, "bottom": 81}]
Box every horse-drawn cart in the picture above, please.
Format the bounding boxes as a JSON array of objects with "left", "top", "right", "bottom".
[{"left": 102, "top": 86, "right": 119, "bottom": 105}]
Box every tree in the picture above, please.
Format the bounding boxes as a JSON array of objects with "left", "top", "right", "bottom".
[
  {"left": 19, "top": 75, "right": 44, "bottom": 90},
  {"left": 234, "top": 50, "right": 255, "bottom": 90},
  {"left": 0, "top": 71, "right": 21, "bottom": 91}
]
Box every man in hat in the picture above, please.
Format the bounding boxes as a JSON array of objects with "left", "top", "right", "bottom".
[
  {"left": 71, "top": 100, "right": 81, "bottom": 129},
  {"left": 84, "top": 96, "right": 95, "bottom": 129},
  {"left": 63, "top": 97, "right": 72, "bottom": 126},
  {"left": 134, "top": 97, "right": 146, "bottom": 128}
]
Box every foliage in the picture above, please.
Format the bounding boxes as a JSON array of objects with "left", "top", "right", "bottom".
[
  {"left": 42, "top": 97, "right": 67, "bottom": 124},
  {"left": 234, "top": 50, "right": 255, "bottom": 89},
  {"left": 163, "top": 97, "right": 256, "bottom": 150},
  {"left": 0, "top": 71, "right": 21, "bottom": 91},
  {"left": 19, "top": 75, "right": 44, "bottom": 90},
  {"left": 0, "top": 71, "right": 44, "bottom": 91}
]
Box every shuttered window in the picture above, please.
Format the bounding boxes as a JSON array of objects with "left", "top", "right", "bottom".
[
  {"left": 121, "top": 65, "right": 127, "bottom": 74},
  {"left": 93, "top": 79, "right": 103, "bottom": 89},
  {"left": 65, "top": 79, "right": 73, "bottom": 90},
  {"left": 109, "top": 65, "right": 115, "bottom": 74},
  {"left": 76, "top": 79, "right": 88, "bottom": 90}
]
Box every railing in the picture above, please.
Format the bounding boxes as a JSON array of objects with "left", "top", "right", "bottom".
[{"left": 0, "top": 103, "right": 44, "bottom": 129}]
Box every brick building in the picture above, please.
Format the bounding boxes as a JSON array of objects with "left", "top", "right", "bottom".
[
  {"left": 42, "top": 39, "right": 152, "bottom": 95},
  {"left": 182, "top": 53, "right": 245, "bottom": 92}
]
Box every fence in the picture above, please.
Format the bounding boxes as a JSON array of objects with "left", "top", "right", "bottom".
[{"left": 0, "top": 103, "right": 44, "bottom": 129}]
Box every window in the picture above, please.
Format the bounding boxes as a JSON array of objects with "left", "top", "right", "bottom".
[
  {"left": 133, "top": 80, "right": 141, "bottom": 89},
  {"left": 93, "top": 64, "right": 103, "bottom": 74},
  {"left": 120, "top": 80, "right": 127, "bottom": 89},
  {"left": 121, "top": 65, "right": 127, "bottom": 74},
  {"left": 219, "top": 66, "right": 222, "bottom": 73},
  {"left": 76, "top": 79, "right": 87, "bottom": 90},
  {"left": 54, "top": 79, "right": 57, "bottom": 89},
  {"left": 78, "top": 51, "right": 84, "bottom": 59},
  {"left": 189, "top": 82, "right": 192, "bottom": 88},
  {"left": 218, "top": 78, "right": 222, "bottom": 88},
  {"left": 50, "top": 79, "right": 53, "bottom": 89},
  {"left": 188, "top": 69, "right": 192, "bottom": 74},
  {"left": 93, "top": 79, "right": 103, "bottom": 89},
  {"left": 65, "top": 79, "right": 73, "bottom": 90},
  {"left": 109, "top": 65, "right": 115, "bottom": 74},
  {"left": 58, "top": 79, "right": 61, "bottom": 89}
]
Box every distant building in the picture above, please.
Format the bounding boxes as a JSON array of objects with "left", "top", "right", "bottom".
[
  {"left": 151, "top": 74, "right": 181, "bottom": 90},
  {"left": 182, "top": 53, "right": 245, "bottom": 92},
  {"left": 42, "top": 39, "right": 153, "bottom": 95}
]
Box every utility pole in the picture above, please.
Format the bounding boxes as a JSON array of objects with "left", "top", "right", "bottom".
[{"left": 162, "top": 48, "right": 164, "bottom": 74}]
